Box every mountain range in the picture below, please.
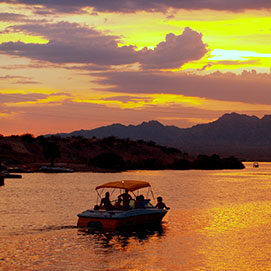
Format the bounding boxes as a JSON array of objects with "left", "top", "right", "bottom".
[{"left": 53, "top": 112, "right": 271, "bottom": 161}]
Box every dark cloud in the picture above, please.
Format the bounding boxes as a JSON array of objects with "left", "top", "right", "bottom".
[
  {"left": 0, "top": 63, "right": 57, "bottom": 70},
  {"left": 199, "top": 64, "right": 213, "bottom": 71},
  {"left": 0, "top": 22, "right": 139, "bottom": 65},
  {"left": 0, "top": 0, "right": 270, "bottom": 13},
  {"left": 0, "top": 92, "right": 72, "bottom": 110},
  {"left": 0, "top": 92, "right": 47, "bottom": 104},
  {"left": 0, "top": 75, "right": 40, "bottom": 84},
  {"left": 102, "top": 95, "right": 152, "bottom": 103},
  {"left": 0, "top": 75, "right": 25, "bottom": 80},
  {"left": 0, "top": 12, "right": 28, "bottom": 22},
  {"left": 0, "top": 40, "right": 138, "bottom": 65},
  {"left": 0, "top": 0, "right": 89, "bottom": 14},
  {"left": 92, "top": 70, "right": 271, "bottom": 105},
  {"left": 0, "top": 22, "right": 207, "bottom": 69},
  {"left": 12, "top": 79, "right": 39, "bottom": 85},
  {"left": 0, "top": 13, "right": 48, "bottom": 24},
  {"left": 198, "top": 60, "right": 260, "bottom": 70},
  {"left": 84, "top": 0, "right": 271, "bottom": 12},
  {"left": 64, "top": 64, "right": 111, "bottom": 72}
]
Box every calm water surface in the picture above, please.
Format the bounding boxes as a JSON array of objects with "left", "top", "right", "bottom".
[{"left": 1, "top": 162, "right": 271, "bottom": 270}]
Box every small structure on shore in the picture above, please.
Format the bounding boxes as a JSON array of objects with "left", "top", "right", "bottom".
[
  {"left": 0, "top": 173, "right": 4, "bottom": 186},
  {"left": 0, "top": 162, "right": 22, "bottom": 186}
]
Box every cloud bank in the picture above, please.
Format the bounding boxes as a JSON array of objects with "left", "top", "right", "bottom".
[
  {"left": 0, "top": 23, "right": 207, "bottom": 69},
  {"left": 0, "top": 0, "right": 270, "bottom": 13},
  {"left": 93, "top": 70, "right": 271, "bottom": 105}
]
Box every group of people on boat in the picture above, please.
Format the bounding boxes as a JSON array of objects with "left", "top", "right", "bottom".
[{"left": 97, "top": 189, "right": 169, "bottom": 211}]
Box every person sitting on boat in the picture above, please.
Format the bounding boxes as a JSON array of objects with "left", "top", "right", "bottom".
[
  {"left": 155, "top": 196, "right": 170, "bottom": 210},
  {"left": 119, "top": 189, "right": 132, "bottom": 210},
  {"left": 100, "top": 192, "right": 114, "bottom": 211},
  {"left": 114, "top": 196, "right": 122, "bottom": 210},
  {"left": 135, "top": 195, "right": 149, "bottom": 208},
  {"left": 135, "top": 195, "right": 142, "bottom": 209}
]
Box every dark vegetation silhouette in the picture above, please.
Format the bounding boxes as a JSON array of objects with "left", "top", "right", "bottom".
[
  {"left": 193, "top": 154, "right": 244, "bottom": 169},
  {"left": 0, "top": 134, "right": 244, "bottom": 172},
  {"left": 42, "top": 141, "right": 61, "bottom": 167},
  {"left": 91, "top": 152, "right": 125, "bottom": 171}
]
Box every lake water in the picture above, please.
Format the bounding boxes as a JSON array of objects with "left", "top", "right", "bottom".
[{"left": 1, "top": 162, "right": 271, "bottom": 270}]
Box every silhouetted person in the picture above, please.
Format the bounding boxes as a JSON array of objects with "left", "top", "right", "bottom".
[
  {"left": 135, "top": 195, "right": 147, "bottom": 208},
  {"left": 119, "top": 189, "right": 132, "bottom": 210},
  {"left": 100, "top": 192, "right": 114, "bottom": 210},
  {"left": 155, "top": 196, "right": 170, "bottom": 210},
  {"left": 135, "top": 196, "right": 141, "bottom": 209},
  {"left": 114, "top": 196, "right": 122, "bottom": 210}
]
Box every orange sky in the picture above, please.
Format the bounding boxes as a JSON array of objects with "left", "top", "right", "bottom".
[{"left": 1, "top": 1, "right": 271, "bottom": 135}]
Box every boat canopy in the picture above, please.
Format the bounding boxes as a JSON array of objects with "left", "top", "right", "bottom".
[{"left": 96, "top": 180, "right": 151, "bottom": 192}]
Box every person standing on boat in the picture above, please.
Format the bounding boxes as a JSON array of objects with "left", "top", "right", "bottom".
[
  {"left": 119, "top": 189, "right": 132, "bottom": 210},
  {"left": 100, "top": 192, "right": 114, "bottom": 210}
]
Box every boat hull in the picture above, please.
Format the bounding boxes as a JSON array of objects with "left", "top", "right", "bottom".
[{"left": 77, "top": 209, "right": 167, "bottom": 230}]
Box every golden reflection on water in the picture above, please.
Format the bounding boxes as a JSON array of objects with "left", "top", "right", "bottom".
[
  {"left": 205, "top": 201, "right": 271, "bottom": 232},
  {"left": 195, "top": 201, "right": 271, "bottom": 271},
  {"left": 2, "top": 206, "right": 271, "bottom": 271},
  {"left": 2, "top": 166, "right": 271, "bottom": 270}
]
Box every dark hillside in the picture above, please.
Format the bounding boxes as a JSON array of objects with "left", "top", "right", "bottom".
[{"left": 0, "top": 135, "right": 244, "bottom": 171}]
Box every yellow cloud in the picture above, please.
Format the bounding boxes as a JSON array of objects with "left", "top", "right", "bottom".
[{"left": 73, "top": 93, "right": 202, "bottom": 109}]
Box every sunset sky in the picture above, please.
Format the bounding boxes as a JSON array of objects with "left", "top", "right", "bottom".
[{"left": 1, "top": 1, "right": 271, "bottom": 135}]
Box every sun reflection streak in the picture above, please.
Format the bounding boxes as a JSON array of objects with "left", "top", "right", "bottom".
[
  {"left": 194, "top": 201, "right": 271, "bottom": 271},
  {"left": 204, "top": 202, "right": 271, "bottom": 233}
]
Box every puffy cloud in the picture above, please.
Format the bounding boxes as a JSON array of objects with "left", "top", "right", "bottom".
[
  {"left": 0, "top": 0, "right": 270, "bottom": 13},
  {"left": 0, "top": 22, "right": 207, "bottom": 69},
  {"left": 92, "top": 70, "right": 271, "bottom": 105},
  {"left": 140, "top": 27, "right": 207, "bottom": 69}
]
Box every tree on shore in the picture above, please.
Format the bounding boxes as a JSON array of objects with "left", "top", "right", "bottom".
[{"left": 43, "top": 141, "right": 61, "bottom": 167}]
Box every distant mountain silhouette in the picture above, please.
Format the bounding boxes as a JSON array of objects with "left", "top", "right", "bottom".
[
  {"left": 52, "top": 113, "right": 271, "bottom": 161},
  {"left": 55, "top": 120, "right": 181, "bottom": 145}
]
